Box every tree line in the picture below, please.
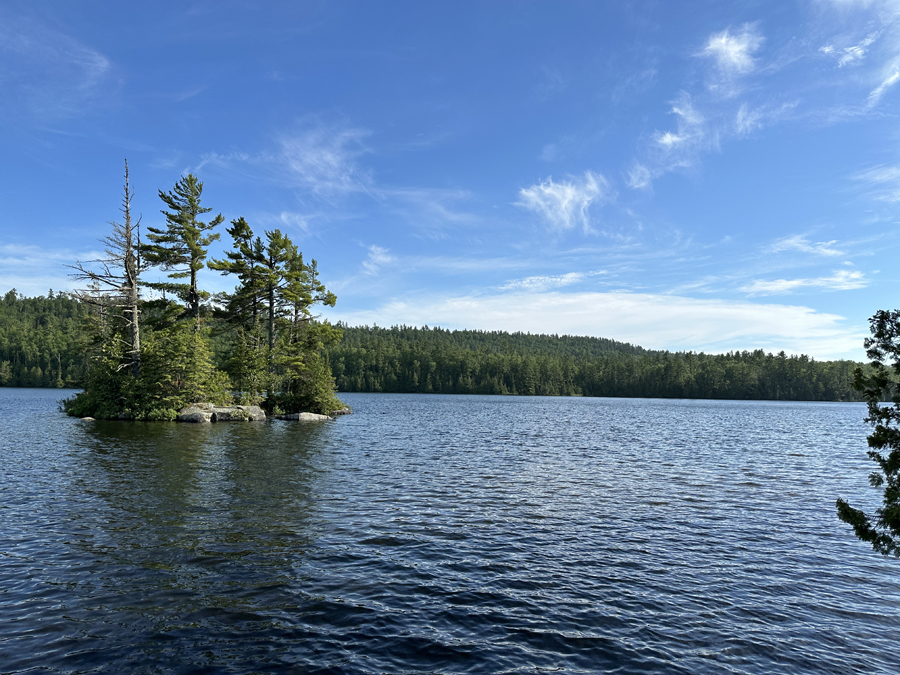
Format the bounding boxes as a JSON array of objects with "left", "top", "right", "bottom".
[
  {"left": 58, "top": 162, "right": 343, "bottom": 420},
  {"left": 0, "top": 289, "right": 90, "bottom": 387},
  {"left": 5, "top": 296, "right": 868, "bottom": 402},
  {"left": 328, "top": 325, "right": 865, "bottom": 401}
]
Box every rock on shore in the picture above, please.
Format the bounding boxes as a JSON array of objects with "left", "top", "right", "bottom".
[
  {"left": 273, "top": 412, "right": 333, "bottom": 422},
  {"left": 175, "top": 403, "right": 351, "bottom": 423},
  {"left": 176, "top": 403, "right": 266, "bottom": 423}
]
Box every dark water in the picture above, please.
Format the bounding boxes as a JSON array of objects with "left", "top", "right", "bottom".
[{"left": 1, "top": 388, "right": 898, "bottom": 674}]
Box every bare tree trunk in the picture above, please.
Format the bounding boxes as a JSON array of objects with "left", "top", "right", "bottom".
[{"left": 122, "top": 160, "right": 141, "bottom": 378}]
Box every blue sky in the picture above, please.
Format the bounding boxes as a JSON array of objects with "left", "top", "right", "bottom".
[{"left": 1, "top": 0, "right": 898, "bottom": 360}]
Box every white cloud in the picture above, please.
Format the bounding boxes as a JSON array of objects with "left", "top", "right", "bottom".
[
  {"left": 500, "top": 273, "right": 585, "bottom": 292},
  {"left": 632, "top": 94, "right": 711, "bottom": 185},
  {"left": 741, "top": 269, "right": 867, "bottom": 295},
  {"left": 769, "top": 235, "right": 844, "bottom": 256},
  {"left": 657, "top": 131, "right": 686, "bottom": 149},
  {"left": 0, "top": 244, "right": 90, "bottom": 297},
  {"left": 652, "top": 95, "right": 706, "bottom": 156},
  {"left": 833, "top": 30, "right": 882, "bottom": 67},
  {"left": 540, "top": 143, "right": 559, "bottom": 162},
  {"left": 700, "top": 25, "right": 764, "bottom": 78},
  {"left": 324, "top": 291, "right": 865, "bottom": 360},
  {"left": 734, "top": 101, "right": 798, "bottom": 136},
  {"left": 383, "top": 187, "right": 476, "bottom": 238},
  {"left": 517, "top": 171, "right": 612, "bottom": 233},
  {"left": 362, "top": 245, "right": 395, "bottom": 275}
]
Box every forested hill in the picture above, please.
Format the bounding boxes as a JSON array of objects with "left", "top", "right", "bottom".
[
  {"left": 336, "top": 324, "right": 649, "bottom": 358},
  {"left": 0, "top": 290, "right": 89, "bottom": 387},
  {"left": 0, "top": 291, "right": 866, "bottom": 401},
  {"left": 328, "top": 324, "right": 865, "bottom": 401}
]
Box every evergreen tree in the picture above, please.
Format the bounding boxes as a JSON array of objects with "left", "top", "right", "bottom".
[
  {"left": 210, "top": 220, "right": 342, "bottom": 412},
  {"left": 208, "top": 217, "right": 265, "bottom": 329},
  {"left": 837, "top": 309, "right": 900, "bottom": 556},
  {"left": 142, "top": 174, "right": 222, "bottom": 330}
]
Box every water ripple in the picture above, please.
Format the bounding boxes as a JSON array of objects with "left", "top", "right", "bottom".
[{"left": 0, "top": 390, "right": 897, "bottom": 673}]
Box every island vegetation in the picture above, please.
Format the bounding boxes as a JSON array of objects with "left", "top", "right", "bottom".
[{"left": 56, "top": 163, "right": 344, "bottom": 420}]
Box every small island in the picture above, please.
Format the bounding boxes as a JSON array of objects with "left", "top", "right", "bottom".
[{"left": 64, "top": 163, "right": 347, "bottom": 422}]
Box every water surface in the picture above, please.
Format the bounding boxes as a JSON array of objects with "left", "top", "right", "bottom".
[{"left": 0, "top": 389, "right": 897, "bottom": 673}]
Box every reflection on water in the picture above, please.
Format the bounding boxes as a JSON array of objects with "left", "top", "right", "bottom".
[{"left": 1, "top": 389, "right": 899, "bottom": 674}]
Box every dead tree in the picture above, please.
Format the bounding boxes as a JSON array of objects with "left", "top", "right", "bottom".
[{"left": 68, "top": 160, "right": 144, "bottom": 378}]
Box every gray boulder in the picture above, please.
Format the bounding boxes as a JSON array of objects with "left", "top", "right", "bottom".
[
  {"left": 176, "top": 403, "right": 265, "bottom": 423},
  {"left": 274, "top": 412, "right": 333, "bottom": 422},
  {"left": 212, "top": 405, "right": 266, "bottom": 422}
]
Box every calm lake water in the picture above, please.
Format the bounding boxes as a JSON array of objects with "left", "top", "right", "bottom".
[{"left": 1, "top": 388, "right": 898, "bottom": 674}]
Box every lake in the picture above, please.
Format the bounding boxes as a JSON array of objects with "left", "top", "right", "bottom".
[{"left": 1, "top": 388, "right": 898, "bottom": 673}]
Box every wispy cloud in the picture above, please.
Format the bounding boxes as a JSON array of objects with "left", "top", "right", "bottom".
[
  {"left": 626, "top": 163, "right": 653, "bottom": 190},
  {"left": 741, "top": 269, "right": 866, "bottom": 295},
  {"left": 0, "top": 13, "right": 116, "bottom": 119},
  {"left": 279, "top": 119, "right": 371, "bottom": 196},
  {"left": 500, "top": 272, "right": 586, "bottom": 292},
  {"left": 867, "top": 64, "right": 900, "bottom": 106},
  {"left": 769, "top": 235, "right": 844, "bottom": 256},
  {"left": 534, "top": 66, "right": 567, "bottom": 101},
  {"left": 734, "top": 101, "right": 798, "bottom": 136},
  {"left": 700, "top": 25, "right": 764, "bottom": 78},
  {"left": 0, "top": 243, "right": 93, "bottom": 297},
  {"left": 630, "top": 93, "right": 714, "bottom": 186},
  {"left": 855, "top": 163, "right": 900, "bottom": 201},
  {"left": 362, "top": 245, "right": 395, "bottom": 275},
  {"left": 517, "top": 171, "right": 612, "bottom": 233},
  {"left": 821, "top": 30, "right": 882, "bottom": 67},
  {"left": 324, "top": 290, "right": 865, "bottom": 360},
  {"left": 382, "top": 187, "right": 477, "bottom": 238},
  {"left": 276, "top": 211, "right": 317, "bottom": 236}
]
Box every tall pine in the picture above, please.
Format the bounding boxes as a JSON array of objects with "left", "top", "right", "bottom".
[{"left": 142, "top": 174, "right": 222, "bottom": 330}]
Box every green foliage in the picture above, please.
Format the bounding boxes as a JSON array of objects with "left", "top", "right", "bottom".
[
  {"left": 63, "top": 325, "right": 231, "bottom": 420},
  {"left": 222, "top": 327, "right": 267, "bottom": 405},
  {"left": 328, "top": 325, "right": 864, "bottom": 400},
  {"left": 265, "top": 351, "right": 344, "bottom": 416},
  {"left": 61, "top": 337, "right": 132, "bottom": 418},
  {"left": 0, "top": 289, "right": 90, "bottom": 387},
  {"left": 209, "top": 219, "right": 343, "bottom": 414},
  {"left": 54, "top": 168, "right": 342, "bottom": 420},
  {"left": 837, "top": 309, "right": 900, "bottom": 556},
  {"left": 132, "top": 325, "right": 232, "bottom": 418},
  {"left": 142, "top": 174, "right": 223, "bottom": 326}
]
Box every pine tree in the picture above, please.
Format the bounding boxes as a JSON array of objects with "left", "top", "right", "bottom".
[
  {"left": 837, "top": 309, "right": 900, "bottom": 556},
  {"left": 210, "top": 220, "right": 343, "bottom": 413},
  {"left": 142, "top": 174, "right": 222, "bottom": 330}
]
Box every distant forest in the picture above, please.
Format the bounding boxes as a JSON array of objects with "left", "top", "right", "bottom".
[
  {"left": 329, "top": 325, "right": 865, "bottom": 401},
  {"left": 1, "top": 290, "right": 867, "bottom": 401},
  {"left": 0, "top": 290, "right": 90, "bottom": 387}
]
